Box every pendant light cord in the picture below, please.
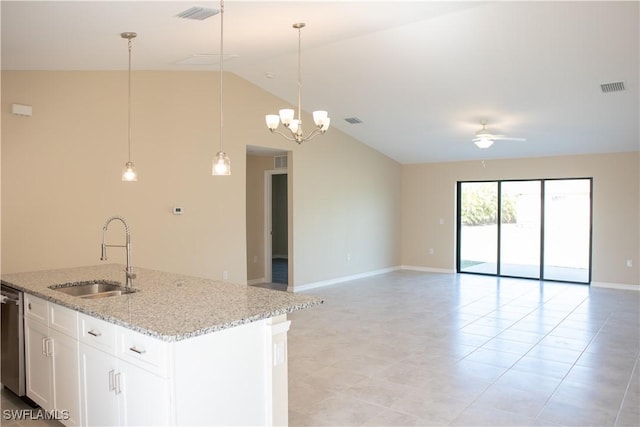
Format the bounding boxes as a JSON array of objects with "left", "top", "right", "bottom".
[
  {"left": 219, "top": 0, "right": 224, "bottom": 153},
  {"left": 297, "top": 24, "right": 302, "bottom": 125},
  {"left": 127, "top": 37, "right": 133, "bottom": 163}
]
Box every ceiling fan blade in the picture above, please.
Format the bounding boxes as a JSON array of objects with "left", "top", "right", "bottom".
[{"left": 492, "top": 136, "right": 526, "bottom": 141}]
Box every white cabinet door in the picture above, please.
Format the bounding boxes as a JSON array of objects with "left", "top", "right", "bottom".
[
  {"left": 79, "top": 343, "right": 119, "bottom": 427},
  {"left": 50, "top": 329, "right": 81, "bottom": 426},
  {"left": 24, "top": 317, "right": 53, "bottom": 411},
  {"left": 118, "top": 360, "right": 171, "bottom": 426}
]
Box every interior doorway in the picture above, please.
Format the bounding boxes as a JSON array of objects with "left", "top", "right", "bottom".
[
  {"left": 246, "top": 147, "right": 290, "bottom": 290},
  {"left": 457, "top": 178, "right": 592, "bottom": 284},
  {"left": 268, "top": 172, "right": 288, "bottom": 284}
]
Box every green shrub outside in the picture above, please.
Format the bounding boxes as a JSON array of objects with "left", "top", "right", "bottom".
[{"left": 461, "top": 184, "right": 516, "bottom": 226}]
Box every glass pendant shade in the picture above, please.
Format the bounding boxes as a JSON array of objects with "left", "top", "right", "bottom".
[
  {"left": 212, "top": 151, "right": 231, "bottom": 176},
  {"left": 279, "top": 109, "right": 295, "bottom": 126},
  {"left": 122, "top": 161, "right": 138, "bottom": 181},
  {"left": 266, "top": 115, "right": 280, "bottom": 130}
]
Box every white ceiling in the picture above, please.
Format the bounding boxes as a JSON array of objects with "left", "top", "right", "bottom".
[{"left": 2, "top": 1, "right": 638, "bottom": 163}]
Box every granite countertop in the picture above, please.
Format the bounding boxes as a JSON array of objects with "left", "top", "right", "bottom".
[{"left": 1, "top": 264, "right": 322, "bottom": 342}]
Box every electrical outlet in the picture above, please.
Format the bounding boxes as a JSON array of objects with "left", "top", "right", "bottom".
[
  {"left": 223, "top": 270, "right": 229, "bottom": 280},
  {"left": 347, "top": 252, "right": 351, "bottom": 261},
  {"left": 627, "top": 260, "right": 633, "bottom": 268},
  {"left": 429, "top": 248, "right": 434, "bottom": 255}
]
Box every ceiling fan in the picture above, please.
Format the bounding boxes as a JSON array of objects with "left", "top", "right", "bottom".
[{"left": 473, "top": 123, "right": 526, "bottom": 148}]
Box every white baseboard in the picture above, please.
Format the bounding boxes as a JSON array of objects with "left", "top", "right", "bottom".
[
  {"left": 591, "top": 281, "right": 640, "bottom": 291},
  {"left": 294, "top": 266, "right": 401, "bottom": 293},
  {"left": 400, "top": 265, "right": 456, "bottom": 274},
  {"left": 247, "top": 278, "right": 266, "bottom": 286}
]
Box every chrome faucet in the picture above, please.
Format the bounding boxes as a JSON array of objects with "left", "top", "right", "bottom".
[{"left": 100, "top": 216, "right": 136, "bottom": 288}]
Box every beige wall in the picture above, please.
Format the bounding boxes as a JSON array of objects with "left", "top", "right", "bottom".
[
  {"left": 2, "top": 70, "right": 402, "bottom": 290},
  {"left": 402, "top": 152, "right": 640, "bottom": 287}
]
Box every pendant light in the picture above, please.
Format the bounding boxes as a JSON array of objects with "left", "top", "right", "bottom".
[
  {"left": 265, "top": 23, "right": 330, "bottom": 144},
  {"left": 121, "top": 32, "right": 138, "bottom": 181},
  {"left": 212, "top": 0, "right": 231, "bottom": 175}
]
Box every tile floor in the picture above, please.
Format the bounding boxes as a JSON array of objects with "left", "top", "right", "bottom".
[
  {"left": 3, "top": 271, "right": 638, "bottom": 426},
  {"left": 287, "top": 271, "right": 639, "bottom": 426}
]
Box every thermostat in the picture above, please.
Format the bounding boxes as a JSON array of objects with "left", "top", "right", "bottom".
[{"left": 172, "top": 207, "right": 184, "bottom": 215}]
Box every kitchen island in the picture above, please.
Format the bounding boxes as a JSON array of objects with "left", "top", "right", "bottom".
[{"left": 1, "top": 264, "right": 322, "bottom": 426}]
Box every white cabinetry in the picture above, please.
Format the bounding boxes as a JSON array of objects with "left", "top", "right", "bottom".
[
  {"left": 79, "top": 313, "right": 171, "bottom": 427},
  {"left": 24, "top": 294, "right": 81, "bottom": 426}
]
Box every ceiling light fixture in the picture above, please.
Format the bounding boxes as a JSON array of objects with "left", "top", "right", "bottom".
[
  {"left": 121, "top": 32, "right": 138, "bottom": 182},
  {"left": 473, "top": 123, "right": 495, "bottom": 149},
  {"left": 265, "top": 23, "right": 330, "bottom": 144},
  {"left": 212, "top": 0, "right": 230, "bottom": 175}
]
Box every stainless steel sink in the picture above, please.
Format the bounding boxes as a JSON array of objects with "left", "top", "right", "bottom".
[{"left": 49, "top": 281, "right": 137, "bottom": 299}]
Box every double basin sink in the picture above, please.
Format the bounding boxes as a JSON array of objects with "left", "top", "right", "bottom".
[{"left": 49, "top": 280, "right": 137, "bottom": 299}]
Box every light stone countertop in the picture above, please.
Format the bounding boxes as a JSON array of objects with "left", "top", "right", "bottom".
[{"left": 1, "top": 264, "right": 322, "bottom": 342}]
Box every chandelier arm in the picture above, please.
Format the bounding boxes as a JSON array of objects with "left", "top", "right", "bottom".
[
  {"left": 301, "top": 128, "right": 324, "bottom": 142},
  {"left": 268, "top": 129, "right": 298, "bottom": 143}
]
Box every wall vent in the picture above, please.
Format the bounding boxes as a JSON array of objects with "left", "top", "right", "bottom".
[
  {"left": 176, "top": 7, "right": 220, "bottom": 20},
  {"left": 600, "top": 81, "right": 625, "bottom": 93},
  {"left": 344, "top": 117, "right": 363, "bottom": 124},
  {"left": 274, "top": 155, "right": 288, "bottom": 169}
]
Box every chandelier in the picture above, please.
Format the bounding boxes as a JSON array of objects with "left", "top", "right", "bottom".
[{"left": 265, "top": 23, "right": 330, "bottom": 144}]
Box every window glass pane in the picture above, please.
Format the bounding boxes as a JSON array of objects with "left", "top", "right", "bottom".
[
  {"left": 543, "top": 179, "right": 591, "bottom": 282},
  {"left": 459, "top": 182, "right": 498, "bottom": 274},
  {"left": 500, "top": 181, "right": 541, "bottom": 278}
]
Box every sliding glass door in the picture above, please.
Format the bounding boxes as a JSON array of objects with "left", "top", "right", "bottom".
[
  {"left": 543, "top": 179, "right": 592, "bottom": 282},
  {"left": 457, "top": 178, "right": 592, "bottom": 284},
  {"left": 459, "top": 182, "right": 498, "bottom": 275},
  {"left": 500, "top": 181, "right": 541, "bottom": 279}
]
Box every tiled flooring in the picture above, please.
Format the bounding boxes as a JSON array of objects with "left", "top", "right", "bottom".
[
  {"left": 4, "top": 271, "right": 638, "bottom": 426},
  {"left": 287, "top": 271, "right": 640, "bottom": 426}
]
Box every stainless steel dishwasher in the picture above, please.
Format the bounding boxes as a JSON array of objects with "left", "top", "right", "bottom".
[{"left": 1, "top": 283, "right": 25, "bottom": 396}]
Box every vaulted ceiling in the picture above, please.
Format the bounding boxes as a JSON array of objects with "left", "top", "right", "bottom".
[{"left": 3, "top": 1, "right": 638, "bottom": 163}]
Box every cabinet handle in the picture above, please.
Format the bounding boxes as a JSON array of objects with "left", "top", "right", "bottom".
[
  {"left": 114, "top": 372, "right": 122, "bottom": 395},
  {"left": 41, "top": 337, "right": 46, "bottom": 355},
  {"left": 28, "top": 302, "right": 32, "bottom": 310},
  {"left": 129, "top": 346, "right": 146, "bottom": 355},
  {"left": 44, "top": 338, "right": 53, "bottom": 357},
  {"left": 108, "top": 370, "right": 115, "bottom": 392},
  {"left": 87, "top": 329, "right": 102, "bottom": 337}
]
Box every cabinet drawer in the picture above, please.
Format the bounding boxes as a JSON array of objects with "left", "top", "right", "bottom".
[
  {"left": 79, "top": 313, "right": 117, "bottom": 355},
  {"left": 24, "top": 294, "right": 48, "bottom": 324},
  {"left": 118, "top": 328, "right": 169, "bottom": 377},
  {"left": 49, "top": 303, "right": 78, "bottom": 338}
]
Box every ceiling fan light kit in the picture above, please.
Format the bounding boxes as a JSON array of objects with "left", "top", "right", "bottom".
[{"left": 472, "top": 123, "right": 525, "bottom": 149}]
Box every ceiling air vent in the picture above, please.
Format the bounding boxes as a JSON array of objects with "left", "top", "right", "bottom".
[
  {"left": 274, "top": 155, "right": 288, "bottom": 169},
  {"left": 176, "top": 7, "right": 220, "bottom": 20},
  {"left": 344, "top": 117, "right": 363, "bottom": 124},
  {"left": 600, "top": 81, "right": 625, "bottom": 93}
]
